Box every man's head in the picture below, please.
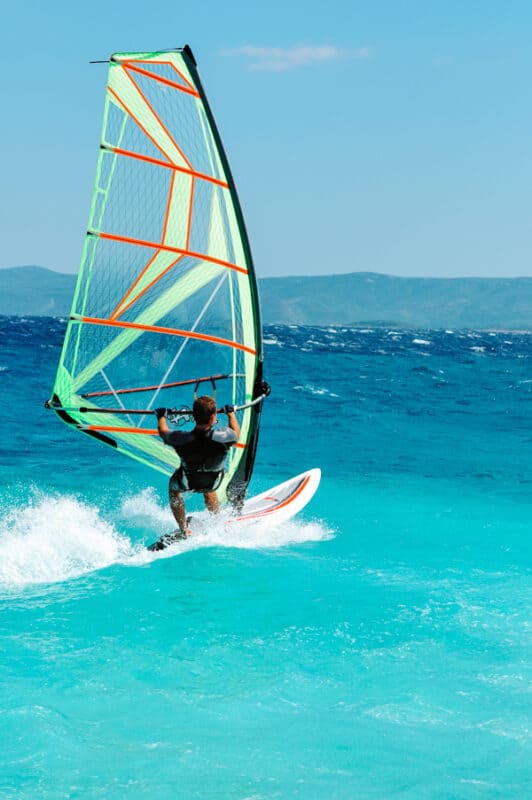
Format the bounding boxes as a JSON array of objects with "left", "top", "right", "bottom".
[{"left": 193, "top": 395, "right": 217, "bottom": 426}]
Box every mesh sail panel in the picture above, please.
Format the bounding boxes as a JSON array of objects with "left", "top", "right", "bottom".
[{"left": 50, "top": 48, "right": 263, "bottom": 502}]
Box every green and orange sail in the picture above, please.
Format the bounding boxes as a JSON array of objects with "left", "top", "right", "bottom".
[{"left": 48, "top": 46, "right": 264, "bottom": 505}]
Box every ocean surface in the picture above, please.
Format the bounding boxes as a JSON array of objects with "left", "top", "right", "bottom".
[{"left": 0, "top": 316, "right": 531, "bottom": 799}]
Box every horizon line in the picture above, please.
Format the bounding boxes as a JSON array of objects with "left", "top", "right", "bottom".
[{"left": 2, "top": 264, "right": 532, "bottom": 281}]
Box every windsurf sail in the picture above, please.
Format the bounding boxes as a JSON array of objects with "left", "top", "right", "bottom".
[{"left": 47, "top": 45, "right": 265, "bottom": 505}]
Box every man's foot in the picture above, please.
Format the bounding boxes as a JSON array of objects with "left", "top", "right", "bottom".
[{"left": 147, "top": 528, "right": 192, "bottom": 551}]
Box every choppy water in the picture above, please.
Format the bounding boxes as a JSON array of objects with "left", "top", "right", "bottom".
[{"left": 0, "top": 317, "right": 531, "bottom": 799}]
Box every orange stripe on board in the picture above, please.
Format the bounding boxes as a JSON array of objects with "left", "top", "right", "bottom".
[
  {"left": 108, "top": 85, "right": 173, "bottom": 165},
  {"left": 122, "top": 62, "right": 200, "bottom": 97},
  {"left": 80, "top": 316, "right": 257, "bottom": 356},
  {"left": 97, "top": 231, "right": 248, "bottom": 275},
  {"left": 123, "top": 66, "right": 193, "bottom": 170},
  {"left": 232, "top": 475, "right": 311, "bottom": 522},
  {"left": 108, "top": 147, "right": 228, "bottom": 187}
]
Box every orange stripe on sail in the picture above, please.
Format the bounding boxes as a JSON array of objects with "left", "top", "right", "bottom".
[
  {"left": 109, "top": 170, "right": 186, "bottom": 320},
  {"left": 85, "top": 425, "right": 159, "bottom": 435},
  {"left": 185, "top": 177, "right": 195, "bottom": 249},
  {"left": 107, "top": 147, "right": 228, "bottom": 187},
  {"left": 79, "top": 316, "right": 257, "bottom": 356},
  {"left": 112, "top": 256, "right": 184, "bottom": 319},
  {"left": 123, "top": 65, "right": 193, "bottom": 170},
  {"left": 161, "top": 171, "right": 176, "bottom": 243},
  {"left": 107, "top": 85, "right": 173, "bottom": 165},
  {"left": 122, "top": 62, "right": 200, "bottom": 97},
  {"left": 166, "top": 61, "right": 198, "bottom": 93},
  {"left": 110, "top": 250, "right": 162, "bottom": 320},
  {"left": 124, "top": 58, "right": 197, "bottom": 94},
  {"left": 84, "top": 426, "right": 247, "bottom": 446},
  {"left": 96, "top": 231, "right": 248, "bottom": 275}
]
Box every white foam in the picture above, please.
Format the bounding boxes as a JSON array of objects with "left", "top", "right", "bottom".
[
  {"left": 293, "top": 384, "right": 340, "bottom": 398},
  {"left": 192, "top": 514, "right": 331, "bottom": 551},
  {"left": 120, "top": 491, "right": 333, "bottom": 556},
  {"left": 120, "top": 487, "right": 173, "bottom": 527},
  {"left": 0, "top": 490, "right": 333, "bottom": 585},
  {"left": 0, "top": 494, "right": 135, "bottom": 587}
]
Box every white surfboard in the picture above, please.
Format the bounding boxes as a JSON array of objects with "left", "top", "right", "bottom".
[
  {"left": 147, "top": 468, "right": 321, "bottom": 550},
  {"left": 230, "top": 468, "right": 321, "bottom": 526}
]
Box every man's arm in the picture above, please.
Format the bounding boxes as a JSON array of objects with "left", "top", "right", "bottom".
[
  {"left": 225, "top": 406, "right": 240, "bottom": 440},
  {"left": 155, "top": 408, "right": 170, "bottom": 440}
]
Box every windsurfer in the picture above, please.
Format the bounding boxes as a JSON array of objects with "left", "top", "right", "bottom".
[{"left": 155, "top": 396, "right": 240, "bottom": 537}]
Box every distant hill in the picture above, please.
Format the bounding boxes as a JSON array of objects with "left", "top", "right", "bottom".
[
  {"left": 1, "top": 266, "right": 531, "bottom": 330},
  {"left": 0, "top": 266, "right": 75, "bottom": 316},
  {"left": 259, "top": 272, "right": 532, "bottom": 330}
]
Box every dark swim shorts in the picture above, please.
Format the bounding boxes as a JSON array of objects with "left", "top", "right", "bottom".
[{"left": 169, "top": 467, "right": 224, "bottom": 494}]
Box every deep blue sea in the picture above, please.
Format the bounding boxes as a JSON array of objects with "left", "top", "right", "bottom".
[{"left": 1, "top": 316, "right": 531, "bottom": 799}]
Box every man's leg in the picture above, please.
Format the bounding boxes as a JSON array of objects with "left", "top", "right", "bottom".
[
  {"left": 203, "top": 491, "right": 220, "bottom": 514},
  {"left": 169, "top": 488, "right": 191, "bottom": 534}
]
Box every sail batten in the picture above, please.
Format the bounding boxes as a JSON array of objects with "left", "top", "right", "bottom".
[
  {"left": 49, "top": 46, "right": 264, "bottom": 501},
  {"left": 101, "top": 145, "right": 230, "bottom": 187},
  {"left": 89, "top": 232, "right": 249, "bottom": 275}
]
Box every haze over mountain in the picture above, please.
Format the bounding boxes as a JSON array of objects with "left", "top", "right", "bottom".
[{"left": 1, "top": 265, "right": 531, "bottom": 330}]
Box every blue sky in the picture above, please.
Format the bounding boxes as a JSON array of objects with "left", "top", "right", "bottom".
[{"left": 2, "top": 0, "right": 531, "bottom": 277}]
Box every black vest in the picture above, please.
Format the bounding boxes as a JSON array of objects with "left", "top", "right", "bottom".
[{"left": 164, "top": 427, "right": 234, "bottom": 473}]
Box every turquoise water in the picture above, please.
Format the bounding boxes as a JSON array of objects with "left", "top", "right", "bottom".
[{"left": 1, "top": 318, "right": 531, "bottom": 798}]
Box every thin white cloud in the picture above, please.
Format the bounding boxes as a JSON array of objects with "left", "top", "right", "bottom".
[{"left": 221, "top": 44, "right": 371, "bottom": 72}]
